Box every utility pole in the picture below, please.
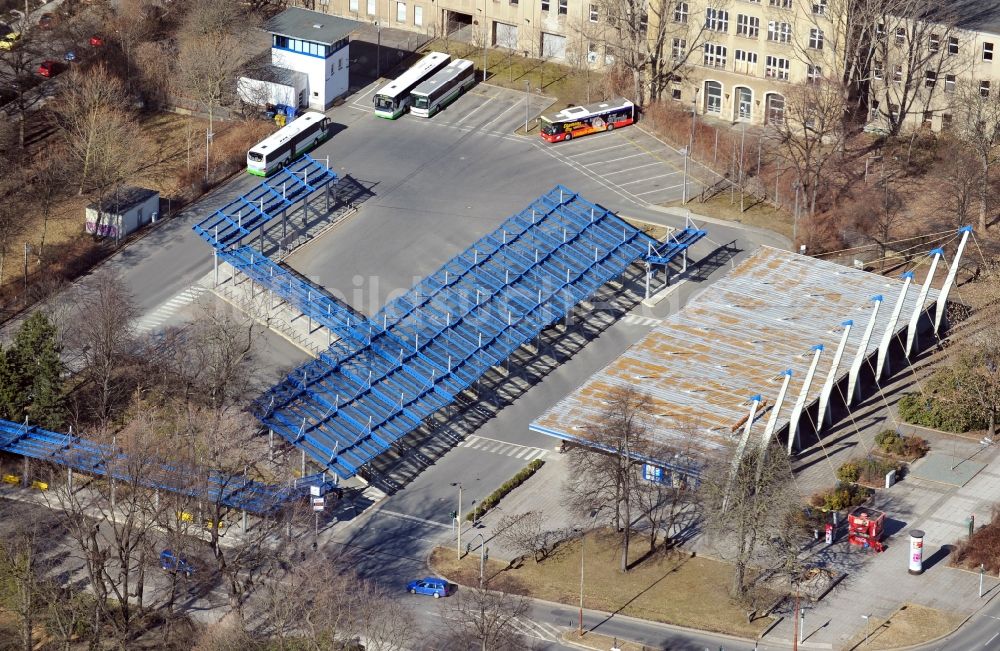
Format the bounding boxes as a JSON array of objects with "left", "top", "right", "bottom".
[{"left": 452, "top": 482, "right": 463, "bottom": 558}]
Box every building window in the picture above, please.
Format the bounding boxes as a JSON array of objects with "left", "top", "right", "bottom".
[
  {"left": 349, "top": 0, "right": 358, "bottom": 11},
  {"left": 809, "top": 28, "right": 824, "bottom": 50},
  {"left": 705, "top": 8, "right": 729, "bottom": 32},
  {"left": 736, "top": 14, "right": 759, "bottom": 39},
  {"left": 671, "top": 38, "right": 686, "bottom": 60},
  {"left": 807, "top": 64, "right": 822, "bottom": 83},
  {"left": 942, "top": 113, "right": 953, "bottom": 129},
  {"left": 945, "top": 74, "right": 955, "bottom": 92},
  {"left": 511, "top": 0, "right": 518, "bottom": 4},
  {"left": 765, "top": 55, "right": 789, "bottom": 80},
  {"left": 923, "top": 111, "right": 933, "bottom": 125},
  {"left": 414, "top": 5, "right": 422, "bottom": 25},
  {"left": 895, "top": 27, "right": 906, "bottom": 44},
  {"left": 674, "top": 1, "right": 688, "bottom": 23},
  {"left": 587, "top": 41, "right": 599, "bottom": 63},
  {"left": 924, "top": 70, "right": 936, "bottom": 87},
  {"left": 873, "top": 60, "right": 882, "bottom": 80},
  {"left": 736, "top": 86, "right": 752, "bottom": 120},
  {"left": 982, "top": 80, "right": 991, "bottom": 97},
  {"left": 768, "top": 0, "right": 791, "bottom": 7},
  {"left": 705, "top": 80, "right": 723, "bottom": 114},
  {"left": 766, "top": 94, "right": 785, "bottom": 124},
  {"left": 735, "top": 49, "right": 758, "bottom": 72},
  {"left": 984, "top": 42, "right": 994, "bottom": 61},
  {"left": 767, "top": 21, "right": 791, "bottom": 44},
  {"left": 367, "top": 0, "right": 376, "bottom": 15},
  {"left": 929, "top": 33, "right": 939, "bottom": 52},
  {"left": 589, "top": 3, "right": 598, "bottom": 21},
  {"left": 812, "top": 0, "right": 826, "bottom": 15},
  {"left": 948, "top": 36, "right": 959, "bottom": 55},
  {"left": 876, "top": 23, "right": 885, "bottom": 38},
  {"left": 703, "top": 42, "right": 727, "bottom": 68},
  {"left": 672, "top": 88, "right": 682, "bottom": 100},
  {"left": 338, "top": 58, "right": 343, "bottom": 70},
  {"left": 558, "top": 0, "right": 568, "bottom": 14},
  {"left": 893, "top": 65, "right": 903, "bottom": 83},
  {"left": 541, "top": 0, "right": 549, "bottom": 11},
  {"left": 396, "top": 1, "right": 405, "bottom": 22}
]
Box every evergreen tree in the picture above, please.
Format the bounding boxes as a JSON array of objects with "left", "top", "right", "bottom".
[
  {"left": 0, "top": 344, "right": 19, "bottom": 421},
  {"left": 5, "top": 312, "right": 66, "bottom": 429}
]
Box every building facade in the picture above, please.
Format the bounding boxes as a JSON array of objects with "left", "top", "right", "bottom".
[{"left": 313, "top": 0, "right": 601, "bottom": 64}]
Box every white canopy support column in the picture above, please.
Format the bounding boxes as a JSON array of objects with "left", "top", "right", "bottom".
[
  {"left": 788, "top": 344, "right": 824, "bottom": 455},
  {"left": 933, "top": 226, "right": 973, "bottom": 335},
  {"left": 817, "top": 320, "right": 854, "bottom": 431},
  {"left": 723, "top": 395, "right": 762, "bottom": 511},
  {"left": 905, "top": 248, "right": 943, "bottom": 360},
  {"left": 761, "top": 370, "right": 793, "bottom": 450},
  {"left": 758, "top": 370, "right": 792, "bottom": 484},
  {"left": 876, "top": 272, "right": 914, "bottom": 381},
  {"left": 847, "top": 295, "right": 883, "bottom": 405}
]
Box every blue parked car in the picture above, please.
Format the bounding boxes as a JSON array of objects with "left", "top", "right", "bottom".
[
  {"left": 159, "top": 550, "right": 195, "bottom": 577},
  {"left": 406, "top": 576, "right": 449, "bottom": 598}
]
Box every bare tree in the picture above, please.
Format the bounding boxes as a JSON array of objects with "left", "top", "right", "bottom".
[
  {"left": 493, "top": 511, "right": 560, "bottom": 564},
  {"left": 68, "top": 270, "right": 141, "bottom": 425},
  {"left": 563, "top": 386, "right": 653, "bottom": 572},
  {"left": 593, "top": 0, "right": 717, "bottom": 103},
  {"left": 865, "top": 0, "right": 970, "bottom": 136},
  {"left": 767, "top": 78, "right": 848, "bottom": 218},
  {"left": 106, "top": 0, "right": 159, "bottom": 93},
  {"left": 0, "top": 28, "right": 48, "bottom": 149},
  {"left": 443, "top": 583, "right": 531, "bottom": 651},
  {"left": 0, "top": 529, "right": 42, "bottom": 651},
  {"left": 700, "top": 440, "right": 801, "bottom": 600},
  {"left": 953, "top": 80, "right": 1000, "bottom": 233},
  {"left": 633, "top": 448, "right": 696, "bottom": 553}
]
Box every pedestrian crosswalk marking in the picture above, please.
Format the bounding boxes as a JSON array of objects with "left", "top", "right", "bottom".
[
  {"left": 457, "top": 435, "right": 549, "bottom": 461},
  {"left": 621, "top": 313, "right": 662, "bottom": 327},
  {"left": 135, "top": 286, "right": 209, "bottom": 333}
]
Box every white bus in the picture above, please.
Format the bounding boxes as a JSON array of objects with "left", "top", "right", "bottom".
[
  {"left": 409, "top": 58, "right": 476, "bottom": 118},
  {"left": 246, "top": 112, "right": 331, "bottom": 177},
  {"left": 373, "top": 51, "right": 450, "bottom": 119}
]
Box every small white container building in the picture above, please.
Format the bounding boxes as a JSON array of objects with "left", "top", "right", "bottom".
[
  {"left": 85, "top": 187, "right": 159, "bottom": 240},
  {"left": 239, "top": 8, "right": 360, "bottom": 112}
]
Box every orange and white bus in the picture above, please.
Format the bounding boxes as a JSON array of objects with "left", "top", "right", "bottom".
[{"left": 539, "top": 98, "right": 635, "bottom": 143}]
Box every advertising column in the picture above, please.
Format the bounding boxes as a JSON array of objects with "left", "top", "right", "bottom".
[{"left": 908, "top": 529, "right": 925, "bottom": 575}]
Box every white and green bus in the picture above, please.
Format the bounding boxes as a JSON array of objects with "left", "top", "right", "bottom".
[
  {"left": 246, "top": 112, "right": 331, "bottom": 177},
  {"left": 409, "top": 58, "right": 476, "bottom": 118},
  {"left": 373, "top": 51, "right": 450, "bottom": 119}
]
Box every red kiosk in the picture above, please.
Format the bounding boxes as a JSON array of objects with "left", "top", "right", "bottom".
[{"left": 848, "top": 506, "right": 886, "bottom": 552}]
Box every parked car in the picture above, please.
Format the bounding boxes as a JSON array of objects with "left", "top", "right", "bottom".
[
  {"left": 0, "top": 31, "right": 19, "bottom": 50},
  {"left": 37, "top": 60, "right": 58, "bottom": 78},
  {"left": 159, "top": 550, "right": 195, "bottom": 577},
  {"left": 406, "top": 577, "right": 449, "bottom": 598},
  {"left": 89, "top": 34, "right": 103, "bottom": 47},
  {"left": 64, "top": 50, "right": 76, "bottom": 62}
]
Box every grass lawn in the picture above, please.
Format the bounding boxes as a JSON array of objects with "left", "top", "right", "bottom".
[
  {"left": 842, "top": 604, "right": 964, "bottom": 650},
  {"left": 430, "top": 529, "right": 773, "bottom": 639},
  {"left": 665, "top": 192, "right": 794, "bottom": 241}
]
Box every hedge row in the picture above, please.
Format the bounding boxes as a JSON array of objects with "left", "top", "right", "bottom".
[
  {"left": 465, "top": 458, "right": 545, "bottom": 522},
  {"left": 898, "top": 392, "right": 986, "bottom": 433}
]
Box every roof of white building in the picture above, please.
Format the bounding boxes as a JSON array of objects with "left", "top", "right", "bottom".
[{"left": 264, "top": 8, "right": 360, "bottom": 45}]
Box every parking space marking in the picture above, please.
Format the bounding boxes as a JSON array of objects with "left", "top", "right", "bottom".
[
  {"left": 633, "top": 182, "right": 685, "bottom": 197},
  {"left": 590, "top": 151, "right": 647, "bottom": 165},
  {"left": 455, "top": 95, "right": 496, "bottom": 125},
  {"left": 564, "top": 141, "right": 631, "bottom": 158},
  {"left": 601, "top": 162, "right": 662, "bottom": 176},
  {"left": 348, "top": 81, "right": 382, "bottom": 111},
  {"left": 618, "top": 171, "right": 679, "bottom": 187},
  {"left": 477, "top": 99, "right": 521, "bottom": 131}
]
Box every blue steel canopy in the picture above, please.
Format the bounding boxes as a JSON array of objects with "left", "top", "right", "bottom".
[
  {"left": 0, "top": 419, "right": 332, "bottom": 514},
  {"left": 193, "top": 155, "right": 338, "bottom": 251},
  {"left": 256, "top": 186, "right": 663, "bottom": 478}
]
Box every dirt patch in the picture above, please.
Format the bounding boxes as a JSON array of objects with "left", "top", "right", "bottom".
[
  {"left": 430, "top": 529, "right": 772, "bottom": 639},
  {"left": 843, "top": 603, "right": 964, "bottom": 650}
]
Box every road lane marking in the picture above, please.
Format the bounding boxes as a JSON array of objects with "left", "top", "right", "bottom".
[{"left": 378, "top": 510, "right": 452, "bottom": 530}]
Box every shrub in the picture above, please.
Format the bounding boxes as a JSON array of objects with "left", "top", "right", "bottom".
[
  {"left": 809, "top": 482, "right": 872, "bottom": 512},
  {"left": 836, "top": 461, "right": 861, "bottom": 483},
  {"left": 898, "top": 392, "right": 987, "bottom": 433},
  {"left": 465, "top": 459, "right": 545, "bottom": 521},
  {"left": 874, "top": 429, "right": 929, "bottom": 459}
]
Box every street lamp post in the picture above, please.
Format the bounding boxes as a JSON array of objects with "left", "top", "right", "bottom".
[
  {"left": 482, "top": 0, "right": 488, "bottom": 82},
  {"left": 862, "top": 614, "right": 871, "bottom": 646},
  {"left": 469, "top": 532, "right": 487, "bottom": 588},
  {"left": 451, "top": 482, "right": 463, "bottom": 558},
  {"left": 683, "top": 90, "right": 698, "bottom": 204},
  {"left": 578, "top": 530, "right": 585, "bottom": 635}
]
